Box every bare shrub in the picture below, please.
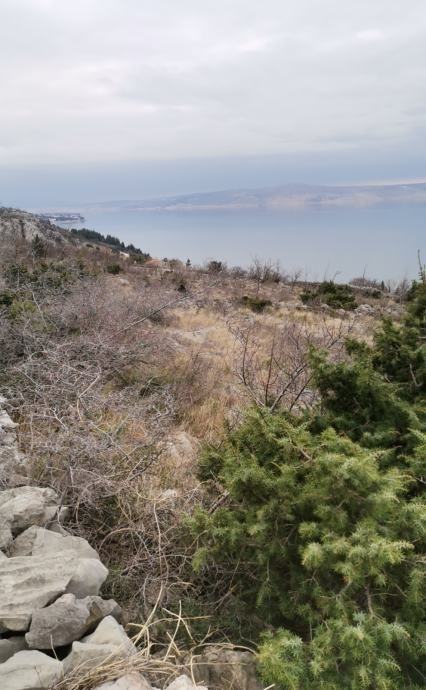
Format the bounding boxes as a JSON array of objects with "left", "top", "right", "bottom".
[{"left": 228, "top": 312, "right": 357, "bottom": 412}]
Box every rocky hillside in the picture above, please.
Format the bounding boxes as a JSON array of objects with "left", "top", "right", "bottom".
[{"left": 0, "top": 208, "right": 70, "bottom": 245}]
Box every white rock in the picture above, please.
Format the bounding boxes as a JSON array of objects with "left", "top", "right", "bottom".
[
  {"left": 63, "top": 641, "right": 125, "bottom": 675},
  {"left": 165, "top": 675, "right": 207, "bottom": 690},
  {"left": 0, "top": 410, "right": 18, "bottom": 429},
  {"left": 0, "top": 650, "right": 63, "bottom": 690},
  {"left": 0, "top": 486, "right": 60, "bottom": 549},
  {"left": 11, "top": 526, "right": 99, "bottom": 559},
  {"left": 66, "top": 557, "right": 108, "bottom": 598},
  {"left": 26, "top": 593, "right": 121, "bottom": 649},
  {"left": 63, "top": 616, "right": 136, "bottom": 675},
  {"left": 94, "top": 673, "right": 152, "bottom": 690},
  {"left": 355, "top": 303, "right": 376, "bottom": 316},
  {"left": 0, "top": 554, "right": 108, "bottom": 631},
  {"left": 83, "top": 616, "right": 136, "bottom": 653}
]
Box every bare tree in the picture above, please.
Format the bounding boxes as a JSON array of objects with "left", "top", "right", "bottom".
[{"left": 229, "top": 312, "right": 356, "bottom": 412}]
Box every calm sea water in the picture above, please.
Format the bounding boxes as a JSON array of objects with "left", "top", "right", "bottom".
[{"left": 67, "top": 204, "right": 425, "bottom": 282}]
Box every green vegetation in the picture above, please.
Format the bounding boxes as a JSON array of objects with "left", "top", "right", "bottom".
[
  {"left": 241, "top": 295, "right": 273, "bottom": 313},
  {"left": 106, "top": 262, "right": 122, "bottom": 274},
  {"left": 70, "top": 227, "right": 150, "bottom": 260},
  {"left": 301, "top": 281, "right": 357, "bottom": 310},
  {"left": 190, "top": 281, "right": 425, "bottom": 689}
]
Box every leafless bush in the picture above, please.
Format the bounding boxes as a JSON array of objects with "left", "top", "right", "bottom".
[
  {"left": 247, "top": 257, "right": 281, "bottom": 287},
  {"left": 228, "top": 312, "right": 356, "bottom": 412}
]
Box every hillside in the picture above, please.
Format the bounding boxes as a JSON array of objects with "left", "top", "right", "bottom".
[
  {"left": 0, "top": 210, "right": 424, "bottom": 690},
  {"left": 0, "top": 208, "right": 71, "bottom": 245}
]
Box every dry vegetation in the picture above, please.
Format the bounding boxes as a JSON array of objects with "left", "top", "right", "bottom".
[{"left": 0, "top": 229, "right": 402, "bottom": 627}]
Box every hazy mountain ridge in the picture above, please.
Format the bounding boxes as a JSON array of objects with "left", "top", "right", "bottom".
[{"left": 83, "top": 182, "right": 426, "bottom": 212}]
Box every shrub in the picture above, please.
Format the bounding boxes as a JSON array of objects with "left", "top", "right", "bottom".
[
  {"left": 189, "top": 288, "right": 426, "bottom": 689},
  {"left": 301, "top": 281, "right": 357, "bottom": 310},
  {"left": 106, "top": 263, "right": 122, "bottom": 274},
  {"left": 207, "top": 260, "right": 224, "bottom": 273},
  {"left": 241, "top": 295, "right": 272, "bottom": 313}
]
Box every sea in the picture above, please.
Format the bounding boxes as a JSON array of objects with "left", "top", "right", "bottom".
[{"left": 59, "top": 204, "right": 426, "bottom": 283}]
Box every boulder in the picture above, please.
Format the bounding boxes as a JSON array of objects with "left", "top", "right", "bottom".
[
  {"left": 0, "top": 486, "right": 61, "bottom": 549},
  {"left": 165, "top": 675, "right": 207, "bottom": 690},
  {"left": 11, "top": 526, "right": 99, "bottom": 559},
  {"left": 0, "top": 635, "right": 28, "bottom": 663},
  {"left": 0, "top": 409, "right": 18, "bottom": 430},
  {"left": 0, "top": 554, "right": 108, "bottom": 631},
  {"left": 63, "top": 616, "right": 136, "bottom": 675},
  {"left": 187, "top": 647, "right": 262, "bottom": 690},
  {"left": 63, "top": 641, "right": 127, "bottom": 675},
  {"left": 355, "top": 303, "right": 376, "bottom": 316},
  {"left": 0, "top": 649, "right": 63, "bottom": 689},
  {"left": 94, "top": 673, "right": 152, "bottom": 690},
  {"left": 82, "top": 616, "right": 136, "bottom": 652},
  {"left": 26, "top": 593, "right": 121, "bottom": 649}
]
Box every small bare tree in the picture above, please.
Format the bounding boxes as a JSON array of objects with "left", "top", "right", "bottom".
[{"left": 229, "top": 313, "right": 356, "bottom": 412}]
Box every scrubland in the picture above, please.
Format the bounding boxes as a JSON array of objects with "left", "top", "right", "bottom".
[
  {"left": 2, "top": 226, "right": 424, "bottom": 689},
  {"left": 0, "top": 236, "right": 387, "bottom": 611}
]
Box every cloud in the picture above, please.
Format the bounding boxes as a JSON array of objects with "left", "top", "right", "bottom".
[
  {"left": 0, "top": 1, "right": 426, "bottom": 165},
  {"left": 356, "top": 29, "right": 386, "bottom": 42}
]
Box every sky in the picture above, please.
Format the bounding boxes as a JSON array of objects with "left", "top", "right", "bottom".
[{"left": 1, "top": 0, "right": 426, "bottom": 204}]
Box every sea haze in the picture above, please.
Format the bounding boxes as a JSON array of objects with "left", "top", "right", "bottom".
[{"left": 41, "top": 183, "right": 426, "bottom": 282}]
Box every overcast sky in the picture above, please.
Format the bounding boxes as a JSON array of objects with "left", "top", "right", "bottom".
[{"left": 1, "top": 0, "right": 426, "bottom": 203}]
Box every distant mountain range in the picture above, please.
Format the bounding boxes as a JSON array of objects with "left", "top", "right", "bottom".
[{"left": 84, "top": 182, "right": 426, "bottom": 212}]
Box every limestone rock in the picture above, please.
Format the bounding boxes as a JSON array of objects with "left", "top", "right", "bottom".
[
  {"left": 187, "top": 647, "right": 262, "bottom": 690},
  {"left": 0, "top": 410, "right": 17, "bottom": 430},
  {"left": 165, "top": 675, "right": 207, "bottom": 690},
  {"left": 0, "top": 554, "right": 108, "bottom": 631},
  {"left": 0, "top": 402, "right": 28, "bottom": 488},
  {"left": 63, "top": 616, "right": 136, "bottom": 675},
  {"left": 355, "top": 303, "right": 376, "bottom": 316},
  {"left": 94, "top": 673, "right": 152, "bottom": 690},
  {"left": 26, "top": 593, "right": 121, "bottom": 649},
  {"left": 0, "top": 635, "right": 28, "bottom": 663},
  {"left": 82, "top": 616, "right": 135, "bottom": 652},
  {"left": 11, "top": 526, "right": 99, "bottom": 559},
  {"left": 63, "top": 641, "right": 124, "bottom": 675},
  {"left": 0, "top": 486, "right": 60, "bottom": 549},
  {"left": 65, "top": 556, "right": 108, "bottom": 598},
  {"left": 0, "top": 649, "right": 63, "bottom": 689}
]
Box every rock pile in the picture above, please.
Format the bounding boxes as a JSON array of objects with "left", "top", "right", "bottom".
[{"left": 0, "top": 483, "right": 134, "bottom": 688}]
